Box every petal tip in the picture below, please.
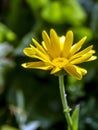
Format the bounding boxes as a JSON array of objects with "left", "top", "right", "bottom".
[
  {"left": 50, "top": 29, "right": 56, "bottom": 35},
  {"left": 32, "top": 38, "right": 36, "bottom": 43},
  {"left": 21, "top": 63, "right": 27, "bottom": 68},
  {"left": 67, "top": 30, "right": 73, "bottom": 36},
  {"left": 84, "top": 36, "right": 87, "bottom": 40},
  {"left": 42, "top": 30, "right": 47, "bottom": 35}
]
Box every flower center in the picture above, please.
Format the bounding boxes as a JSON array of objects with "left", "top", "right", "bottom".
[{"left": 52, "top": 57, "right": 68, "bottom": 68}]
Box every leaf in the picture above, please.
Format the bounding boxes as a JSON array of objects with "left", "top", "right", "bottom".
[
  {"left": 1, "top": 125, "right": 18, "bottom": 130},
  {"left": 20, "top": 121, "right": 40, "bottom": 130},
  {"left": 41, "top": 2, "right": 63, "bottom": 24},
  {"left": 71, "top": 105, "right": 80, "bottom": 130},
  {"left": 0, "top": 23, "right": 16, "bottom": 42}
]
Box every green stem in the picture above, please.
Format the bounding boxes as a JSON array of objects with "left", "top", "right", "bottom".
[{"left": 59, "top": 75, "right": 73, "bottom": 130}]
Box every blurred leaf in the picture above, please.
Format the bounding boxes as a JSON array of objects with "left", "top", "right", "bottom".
[
  {"left": 91, "top": 4, "right": 98, "bottom": 39},
  {"left": 1, "top": 125, "right": 18, "bottom": 130},
  {"left": 6, "top": 74, "right": 62, "bottom": 129},
  {"left": 79, "top": 97, "right": 98, "bottom": 130},
  {"left": 14, "top": 22, "right": 44, "bottom": 57},
  {"left": 71, "top": 27, "right": 93, "bottom": 42},
  {"left": 0, "top": 58, "right": 15, "bottom": 87},
  {"left": 0, "top": 23, "right": 17, "bottom": 42},
  {"left": 14, "top": 31, "right": 33, "bottom": 56},
  {"left": 27, "top": 0, "right": 49, "bottom": 11},
  {"left": 20, "top": 121, "right": 40, "bottom": 130},
  {"left": 41, "top": 0, "right": 86, "bottom": 25},
  {"left": 63, "top": 0, "right": 87, "bottom": 26},
  {"left": 13, "top": 90, "right": 27, "bottom": 125},
  {"left": 6, "top": 0, "right": 33, "bottom": 38},
  {"left": 0, "top": 43, "right": 15, "bottom": 88},
  {"left": 67, "top": 76, "right": 85, "bottom": 101},
  {"left": 77, "top": 0, "right": 94, "bottom": 13},
  {"left": 41, "top": 2, "right": 64, "bottom": 24},
  {"left": 0, "top": 42, "right": 13, "bottom": 57}
]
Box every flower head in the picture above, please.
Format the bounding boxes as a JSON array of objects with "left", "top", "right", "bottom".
[{"left": 22, "top": 29, "right": 97, "bottom": 80}]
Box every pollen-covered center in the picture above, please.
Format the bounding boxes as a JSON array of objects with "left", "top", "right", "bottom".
[{"left": 52, "top": 57, "right": 68, "bottom": 68}]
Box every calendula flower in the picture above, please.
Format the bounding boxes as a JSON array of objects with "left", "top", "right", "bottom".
[{"left": 22, "top": 29, "right": 97, "bottom": 80}]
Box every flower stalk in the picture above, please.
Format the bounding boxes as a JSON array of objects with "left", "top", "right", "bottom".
[{"left": 59, "top": 75, "right": 73, "bottom": 130}]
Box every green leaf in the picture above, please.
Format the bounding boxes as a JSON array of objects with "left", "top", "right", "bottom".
[
  {"left": 41, "top": 2, "right": 64, "bottom": 24},
  {"left": 71, "top": 27, "right": 93, "bottom": 42},
  {"left": 62, "top": 0, "right": 86, "bottom": 26},
  {"left": 27, "top": 0, "right": 49, "bottom": 10},
  {"left": 72, "top": 105, "right": 80, "bottom": 130},
  {"left": 0, "top": 23, "right": 17, "bottom": 42},
  {"left": 1, "top": 125, "right": 18, "bottom": 130}
]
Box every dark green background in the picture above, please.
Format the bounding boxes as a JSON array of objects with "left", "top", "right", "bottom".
[{"left": 0, "top": 0, "right": 98, "bottom": 130}]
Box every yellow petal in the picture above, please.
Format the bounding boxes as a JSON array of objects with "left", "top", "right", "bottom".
[
  {"left": 42, "top": 30, "right": 51, "bottom": 51},
  {"left": 63, "top": 31, "right": 73, "bottom": 57},
  {"left": 30, "top": 45, "right": 51, "bottom": 62},
  {"left": 69, "top": 36, "right": 87, "bottom": 56},
  {"left": 32, "top": 38, "right": 46, "bottom": 54},
  {"left": 70, "top": 51, "right": 94, "bottom": 64},
  {"left": 23, "top": 46, "right": 49, "bottom": 62},
  {"left": 69, "top": 45, "right": 93, "bottom": 60},
  {"left": 59, "top": 36, "right": 65, "bottom": 51},
  {"left": 86, "top": 56, "right": 97, "bottom": 61},
  {"left": 42, "top": 41, "right": 47, "bottom": 50},
  {"left": 22, "top": 61, "right": 52, "bottom": 70},
  {"left": 50, "top": 29, "right": 60, "bottom": 57},
  {"left": 50, "top": 67, "right": 61, "bottom": 74},
  {"left": 64, "top": 65, "right": 82, "bottom": 80},
  {"left": 23, "top": 47, "right": 36, "bottom": 57},
  {"left": 75, "top": 66, "right": 87, "bottom": 75}
]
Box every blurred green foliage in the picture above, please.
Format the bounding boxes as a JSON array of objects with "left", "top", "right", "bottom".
[{"left": 0, "top": 0, "right": 98, "bottom": 130}]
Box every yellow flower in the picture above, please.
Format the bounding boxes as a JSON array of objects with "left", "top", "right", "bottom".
[{"left": 22, "top": 29, "right": 97, "bottom": 80}]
